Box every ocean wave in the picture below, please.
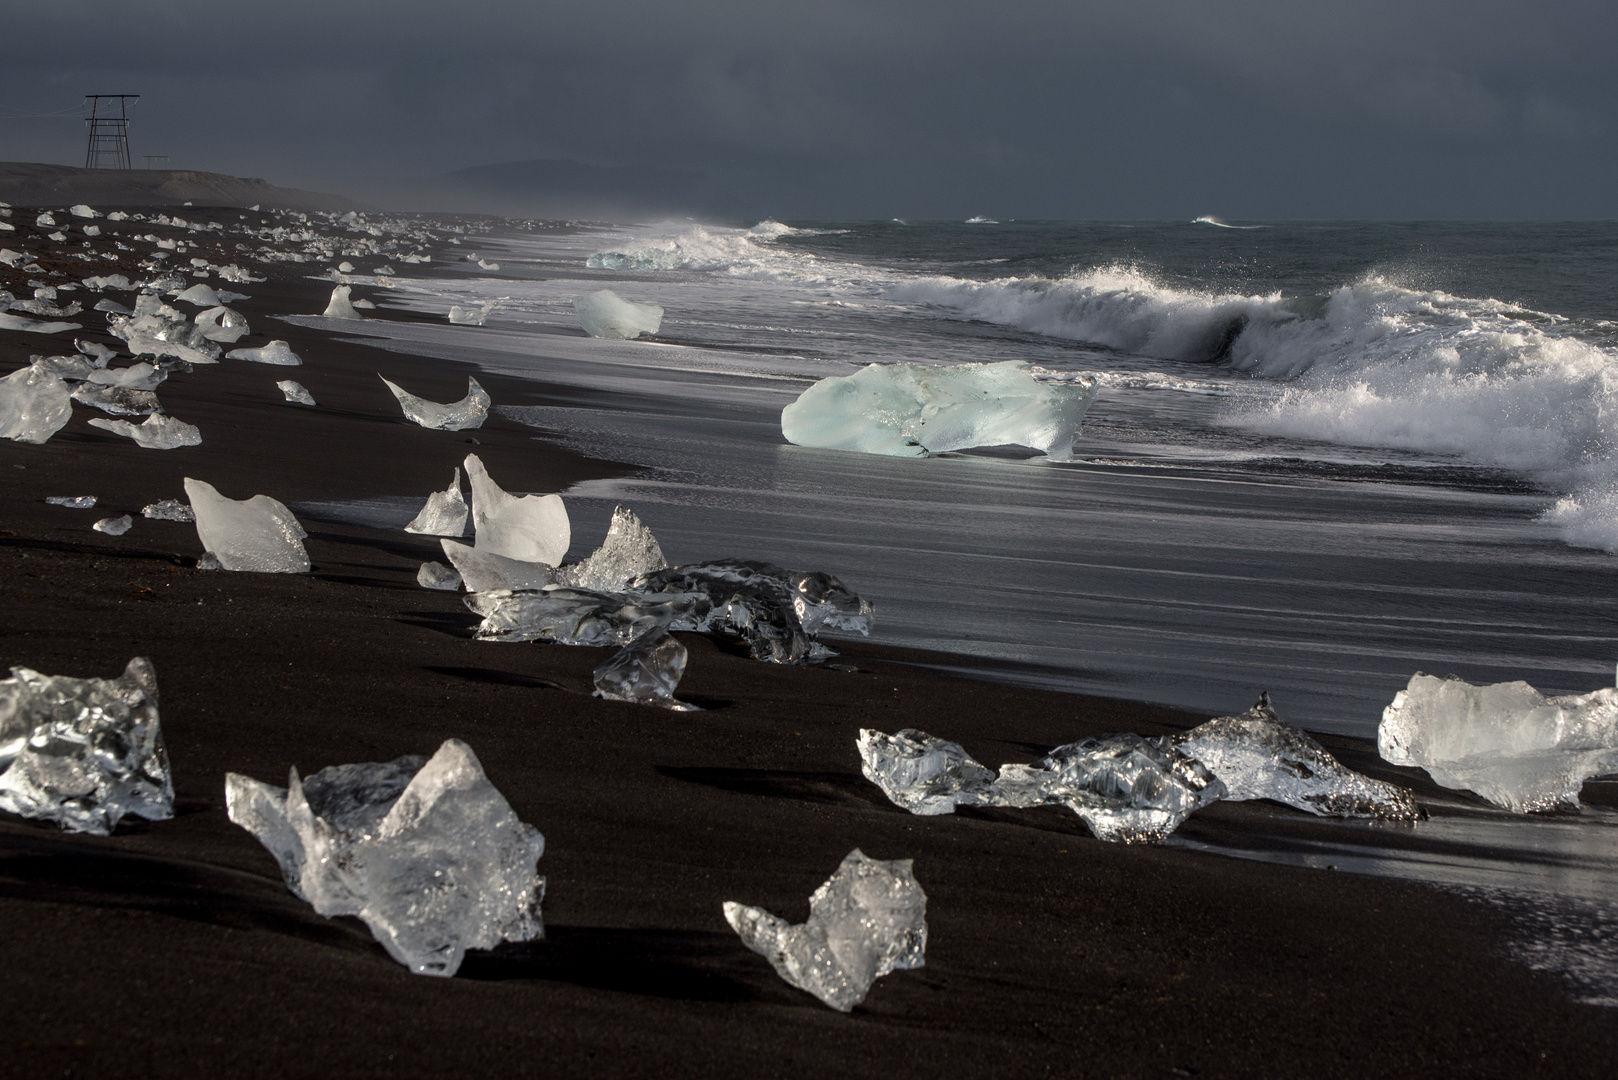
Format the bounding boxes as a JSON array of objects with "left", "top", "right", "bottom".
[
  {"left": 586, "top": 220, "right": 827, "bottom": 277},
  {"left": 1193, "top": 216, "right": 1265, "bottom": 230}
]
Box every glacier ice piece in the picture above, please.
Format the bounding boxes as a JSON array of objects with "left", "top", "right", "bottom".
[
  {"left": 555, "top": 505, "right": 667, "bottom": 591},
  {"left": 76, "top": 339, "right": 117, "bottom": 366},
  {"left": 68, "top": 204, "right": 98, "bottom": 219},
  {"left": 322, "top": 284, "right": 362, "bottom": 319},
  {"left": 195, "top": 305, "right": 249, "bottom": 343},
  {"left": 417, "top": 561, "right": 463, "bottom": 591},
  {"left": 593, "top": 626, "right": 698, "bottom": 710},
  {"left": 337, "top": 261, "right": 355, "bottom": 273},
  {"left": 142, "top": 498, "right": 194, "bottom": 521},
  {"left": 82, "top": 274, "right": 133, "bottom": 292},
  {"left": 30, "top": 355, "right": 96, "bottom": 382},
  {"left": 183, "top": 477, "right": 310, "bottom": 573},
  {"left": 466, "top": 586, "right": 709, "bottom": 646},
  {"left": 464, "top": 453, "right": 569, "bottom": 564},
  {"left": 225, "top": 739, "right": 545, "bottom": 977},
  {"left": 0, "top": 312, "right": 80, "bottom": 334},
  {"left": 46, "top": 496, "right": 96, "bottom": 508},
  {"left": 93, "top": 514, "right": 133, "bottom": 535},
  {"left": 86, "top": 361, "right": 165, "bottom": 390},
  {"left": 440, "top": 538, "right": 553, "bottom": 593},
  {"left": 89, "top": 413, "right": 202, "bottom": 450},
  {"left": 277, "top": 380, "right": 316, "bottom": 405},
  {"left": 1173, "top": 694, "right": 1419, "bottom": 820},
  {"left": 1, "top": 367, "right": 73, "bottom": 443},
  {"left": 1379, "top": 673, "right": 1618, "bottom": 813},
  {"left": 0, "top": 657, "right": 174, "bottom": 836},
  {"left": 228, "top": 340, "right": 302, "bottom": 365},
  {"left": 381, "top": 375, "right": 490, "bottom": 431},
  {"left": 723, "top": 849, "right": 926, "bottom": 1012},
  {"left": 172, "top": 283, "right": 221, "bottom": 306},
  {"left": 574, "top": 290, "right": 663, "bottom": 339},
  {"left": 35, "top": 212, "right": 54, "bottom": 226},
  {"left": 71, "top": 383, "right": 162, "bottom": 416},
  {"left": 405, "top": 468, "right": 469, "bottom": 536},
  {"left": 448, "top": 303, "right": 494, "bottom": 326},
  {"left": 857, "top": 729, "right": 998, "bottom": 815},
  {"left": 781, "top": 360, "right": 1098, "bottom": 459}
]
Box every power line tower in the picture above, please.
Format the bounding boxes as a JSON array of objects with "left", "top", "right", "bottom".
[
  {"left": 143, "top": 155, "right": 168, "bottom": 170},
  {"left": 84, "top": 95, "right": 138, "bottom": 169}
]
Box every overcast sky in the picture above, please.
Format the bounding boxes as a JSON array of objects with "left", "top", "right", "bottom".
[{"left": 4, "top": 0, "right": 1615, "bottom": 219}]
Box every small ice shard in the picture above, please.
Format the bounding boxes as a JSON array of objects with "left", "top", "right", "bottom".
[
  {"left": 82, "top": 225, "right": 101, "bottom": 237},
  {"left": 448, "top": 303, "right": 494, "bottom": 326},
  {"left": 783, "top": 361, "right": 1098, "bottom": 459},
  {"left": 86, "top": 361, "right": 165, "bottom": 390},
  {"left": 35, "top": 212, "right": 55, "bottom": 227},
  {"left": 277, "top": 380, "right": 316, "bottom": 405},
  {"left": 228, "top": 340, "right": 302, "bottom": 366},
  {"left": 71, "top": 383, "right": 162, "bottom": 416},
  {"left": 405, "top": 468, "right": 470, "bottom": 536},
  {"left": 417, "top": 561, "right": 463, "bottom": 591},
  {"left": 593, "top": 626, "right": 698, "bottom": 710},
  {"left": 141, "top": 498, "right": 195, "bottom": 521},
  {"left": 0, "top": 366, "right": 73, "bottom": 444},
  {"left": 322, "top": 284, "right": 362, "bottom": 319},
  {"left": 195, "top": 305, "right": 249, "bottom": 343},
  {"left": 353, "top": 299, "right": 376, "bottom": 310},
  {"left": 555, "top": 505, "right": 667, "bottom": 591},
  {"left": 857, "top": 729, "right": 999, "bottom": 815},
  {"left": 68, "top": 205, "right": 98, "bottom": 219},
  {"left": 184, "top": 477, "right": 310, "bottom": 573},
  {"left": 380, "top": 375, "right": 490, "bottom": 431},
  {"left": 1379, "top": 673, "right": 1618, "bottom": 813},
  {"left": 76, "top": 339, "right": 117, "bottom": 366},
  {"left": 88, "top": 413, "right": 202, "bottom": 449},
  {"left": 0, "top": 657, "right": 174, "bottom": 836},
  {"left": 439, "top": 539, "right": 553, "bottom": 593},
  {"left": 337, "top": 261, "right": 355, "bottom": 273},
  {"left": 225, "top": 739, "right": 546, "bottom": 977},
  {"left": 574, "top": 289, "right": 663, "bottom": 339},
  {"left": 196, "top": 553, "right": 223, "bottom": 570},
  {"left": 1173, "top": 694, "right": 1419, "bottom": 820},
  {"left": 464, "top": 453, "right": 569, "bottom": 564},
  {"left": 723, "top": 849, "right": 926, "bottom": 1012},
  {"left": 477, "top": 259, "right": 499, "bottom": 271},
  {"left": 93, "top": 514, "right": 133, "bottom": 535},
  {"left": 172, "top": 283, "right": 221, "bottom": 306},
  {"left": 46, "top": 495, "right": 96, "bottom": 508}
]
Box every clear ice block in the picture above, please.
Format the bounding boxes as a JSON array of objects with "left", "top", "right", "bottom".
[
  {"left": 46, "top": 495, "right": 96, "bottom": 508},
  {"left": 277, "top": 380, "right": 316, "bottom": 405},
  {"left": 439, "top": 538, "right": 553, "bottom": 593},
  {"left": 592, "top": 625, "right": 698, "bottom": 710},
  {"left": 229, "top": 340, "right": 303, "bottom": 366},
  {"left": 0, "top": 365, "right": 73, "bottom": 444},
  {"left": 857, "top": 729, "right": 998, "bottom": 815},
  {"left": 93, "top": 514, "right": 133, "bottom": 535},
  {"left": 574, "top": 289, "right": 663, "bottom": 339},
  {"left": 554, "top": 505, "right": 667, "bottom": 591},
  {"left": 417, "top": 561, "right": 463, "bottom": 591},
  {"left": 184, "top": 477, "right": 310, "bottom": 573},
  {"left": 141, "top": 498, "right": 194, "bottom": 521},
  {"left": 381, "top": 375, "right": 490, "bottom": 431},
  {"left": 405, "top": 468, "right": 470, "bottom": 536},
  {"left": 466, "top": 586, "right": 709, "bottom": 646},
  {"left": 464, "top": 453, "right": 570, "bottom": 565},
  {"left": 86, "top": 361, "right": 166, "bottom": 391},
  {"left": 448, "top": 303, "right": 494, "bottom": 326},
  {"left": 321, "top": 284, "right": 363, "bottom": 320},
  {"left": 88, "top": 413, "right": 202, "bottom": 449},
  {"left": 71, "top": 383, "right": 162, "bottom": 416},
  {"left": 195, "top": 305, "right": 249, "bottom": 343}
]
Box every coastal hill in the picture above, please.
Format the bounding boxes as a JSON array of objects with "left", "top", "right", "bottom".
[{"left": 0, "top": 161, "right": 358, "bottom": 212}]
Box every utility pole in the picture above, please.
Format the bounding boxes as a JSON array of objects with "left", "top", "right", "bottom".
[{"left": 84, "top": 95, "right": 138, "bottom": 169}]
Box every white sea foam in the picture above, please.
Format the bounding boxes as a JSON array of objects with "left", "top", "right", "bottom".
[{"left": 585, "top": 220, "right": 846, "bottom": 284}]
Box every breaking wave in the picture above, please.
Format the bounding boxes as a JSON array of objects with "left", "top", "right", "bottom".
[{"left": 586, "top": 220, "right": 829, "bottom": 278}]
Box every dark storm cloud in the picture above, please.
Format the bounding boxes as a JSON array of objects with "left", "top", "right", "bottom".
[{"left": 4, "top": 0, "right": 1615, "bottom": 218}]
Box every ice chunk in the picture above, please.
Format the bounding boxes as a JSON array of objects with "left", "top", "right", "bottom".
[
  {"left": 81, "top": 274, "right": 132, "bottom": 291},
  {"left": 439, "top": 539, "right": 553, "bottom": 593},
  {"left": 448, "top": 303, "right": 493, "bottom": 326},
  {"left": 86, "top": 361, "right": 165, "bottom": 390},
  {"left": 172, "top": 283, "right": 221, "bottom": 306},
  {"left": 277, "top": 380, "right": 316, "bottom": 405},
  {"left": 574, "top": 290, "right": 663, "bottom": 339},
  {"left": 68, "top": 205, "right": 98, "bottom": 219},
  {"left": 0, "top": 312, "right": 81, "bottom": 334},
  {"left": 353, "top": 299, "right": 376, "bottom": 310},
  {"left": 417, "top": 561, "right": 463, "bottom": 591},
  {"left": 381, "top": 375, "right": 490, "bottom": 431},
  {"left": 93, "top": 514, "right": 133, "bottom": 535},
  {"left": 723, "top": 849, "right": 926, "bottom": 1012},
  {"left": 0, "top": 657, "right": 174, "bottom": 836},
  {"left": 782, "top": 361, "right": 1098, "bottom": 459},
  {"left": 1379, "top": 673, "right": 1618, "bottom": 813},
  {"left": 466, "top": 586, "right": 709, "bottom": 646},
  {"left": 477, "top": 259, "right": 499, "bottom": 271},
  {"left": 0, "top": 249, "right": 25, "bottom": 267},
  {"left": 0, "top": 366, "right": 73, "bottom": 444},
  {"left": 35, "top": 212, "right": 55, "bottom": 227},
  {"left": 183, "top": 477, "right": 310, "bottom": 573},
  {"left": 1173, "top": 694, "right": 1419, "bottom": 820},
  {"left": 857, "top": 729, "right": 999, "bottom": 815},
  {"left": 46, "top": 496, "right": 96, "bottom": 508},
  {"left": 71, "top": 383, "right": 162, "bottom": 416},
  {"left": 195, "top": 305, "right": 249, "bottom": 343},
  {"left": 107, "top": 305, "right": 221, "bottom": 365},
  {"left": 322, "top": 284, "right": 362, "bottom": 319},
  {"left": 76, "top": 339, "right": 117, "bottom": 366},
  {"left": 405, "top": 468, "right": 470, "bottom": 536},
  {"left": 464, "top": 453, "right": 569, "bottom": 564},
  {"left": 141, "top": 498, "right": 194, "bottom": 521},
  {"left": 593, "top": 626, "right": 698, "bottom": 710},
  {"left": 228, "top": 340, "right": 302, "bottom": 365},
  {"left": 225, "top": 739, "right": 546, "bottom": 977},
  {"left": 28, "top": 354, "right": 95, "bottom": 382},
  {"left": 337, "top": 261, "right": 355, "bottom": 273},
  {"left": 89, "top": 413, "right": 202, "bottom": 449},
  {"left": 555, "top": 505, "right": 667, "bottom": 591}
]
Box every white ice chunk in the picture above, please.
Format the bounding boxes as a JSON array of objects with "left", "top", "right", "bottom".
[
  {"left": 76, "top": 339, "right": 117, "bottom": 366},
  {"left": 46, "top": 496, "right": 96, "bottom": 508},
  {"left": 1379, "top": 673, "right": 1618, "bottom": 813},
  {"left": 35, "top": 212, "right": 55, "bottom": 227},
  {"left": 723, "top": 849, "right": 926, "bottom": 1012},
  {"left": 195, "top": 305, "right": 249, "bottom": 343},
  {"left": 229, "top": 340, "right": 302, "bottom": 366},
  {"left": 80, "top": 274, "right": 132, "bottom": 292},
  {"left": 89, "top": 413, "right": 202, "bottom": 449},
  {"left": 86, "top": 361, "right": 165, "bottom": 390},
  {"left": 106, "top": 211, "right": 128, "bottom": 222},
  {"left": 417, "top": 561, "right": 463, "bottom": 591},
  {"left": 277, "top": 380, "right": 316, "bottom": 405},
  {"left": 448, "top": 303, "right": 494, "bottom": 326},
  {"left": 0, "top": 312, "right": 81, "bottom": 335},
  {"left": 782, "top": 361, "right": 1098, "bottom": 459},
  {"left": 225, "top": 739, "right": 546, "bottom": 977},
  {"left": 464, "top": 453, "right": 569, "bottom": 565},
  {"left": 29, "top": 354, "right": 95, "bottom": 382},
  {"left": 593, "top": 626, "right": 698, "bottom": 710},
  {"left": 477, "top": 259, "right": 499, "bottom": 271},
  {"left": 405, "top": 468, "right": 470, "bottom": 536},
  {"left": 857, "top": 729, "right": 999, "bottom": 815},
  {"left": 381, "top": 375, "right": 490, "bottom": 431},
  {"left": 574, "top": 289, "right": 663, "bottom": 339},
  {"left": 171, "top": 283, "right": 221, "bottom": 306},
  {"left": 337, "top": 261, "right": 354, "bottom": 273},
  {"left": 439, "top": 539, "right": 553, "bottom": 593},
  {"left": 0, "top": 249, "right": 25, "bottom": 267},
  {"left": 68, "top": 205, "right": 98, "bottom": 219},
  {"left": 183, "top": 477, "right": 310, "bottom": 573},
  {"left": 353, "top": 299, "right": 376, "bottom": 309},
  {"left": 0, "top": 657, "right": 174, "bottom": 836},
  {"left": 322, "top": 284, "right": 363, "bottom": 319},
  {"left": 82, "top": 225, "right": 101, "bottom": 237},
  {"left": 555, "top": 505, "right": 667, "bottom": 591},
  {"left": 72, "top": 383, "right": 162, "bottom": 416},
  {"left": 93, "top": 514, "right": 133, "bottom": 535},
  {"left": 141, "top": 498, "right": 194, "bottom": 521},
  {"left": 0, "top": 366, "right": 73, "bottom": 444}
]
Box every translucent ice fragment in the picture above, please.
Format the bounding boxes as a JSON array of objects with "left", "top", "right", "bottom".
[
  {"left": 277, "top": 380, "right": 316, "bottom": 405},
  {"left": 574, "top": 289, "right": 663, "bottom": 339},
  {"left": 141, "top": 498, "right": 194, "bottom": 521},
  {"left": 337, "top": 261, "right": 355, "bottom": 273},
  {"left": 0, "top": 657, "right": 174, "bottom": 835},
  {"left": 353, "top": 299, "right": 376, "bottom": 310},
  {"left": 405, "top": 468, "right": 470, "bottom": 536},
  {"left": 71, "top": 383, "right": 162, "bottom": 416},
  {"left": 184, "top": 477, "right": 310, "bottom": 573},
  {"left": 68, "top": 205, "right": 98, "bottom": 219},
  {"left": 723, "top": 849, "right": 926, "bottom": 1012},
  {"left": 228, "top": 340, "right": 302, "bottom": 365},
  {"left": 466, "top": 587, "right": 709, "bottom": 646},
  {"left": 81, "top": 273, "right": 132, "bottom": 292},
  {"left": 593, "top": 626, "right": 698, "bottom": 710},
  {"left": 448, "top": 303, "right": 493, "bottom": 326},
  {"left": 439, "top": 539, "right": 553, "bottom": 593},
  {"left": 0, "top": 366, "right": 73, "bottom": 443},
  {"left": 86, "top": 361, "right": 165, "bottom": 390},
  {"left": 172, "top": 283, "right": 221, "bottom": 306},
  {"left": 76, "top": 339, "right": 117, "bottom": 366},
  {"left": 195, "top": 305, "right": 249, "bottom": 343},
  {"left": 417, "top": 561, "right": 463, "bottom": 591},
  {"left": 555, "top": 505, "right": 667, "bottom": 591},
  {"left": 781, "top": 360, "right": 1098, "bottom": 459},
  {"left": 225, "top": 739, "right": 546, "bottom": 977},
  {"left": 0, "top": 313, "right": 79, "bottom": 334},
  {"left": 107, "top": 305, "right": 220, "bottom": 365},
  {"left": 1173, "top": 694, "right": 1419, "bottom": 820},
  {"left": 89, "top": 413, "right": 202, "bottom": 449},
  {"left": 381, "top": 375, "right": 490, "bottom": 431},
  {"left": 857, "top": 729, "right": 998, "bottom": 815},
  {"left": 93, "top": 514, "right": 132, "bottom": 535},
  {"left": 1379, "top": 673, "right": 1618, "bottom": 813},
  {"left": 464, "top": 453, "right": 569, "bottom": 564},
  {"left": 35, "top": 212, "right": 54, "bottom": 227},
  {"left": 322, "top": 284, "right": 362, "bottom": 319},
  {"left": 46, "top": 496, "right": 96, "bottom": 508}
]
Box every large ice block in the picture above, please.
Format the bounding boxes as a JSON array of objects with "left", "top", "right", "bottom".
[
  {"left": 183, "top": 477, "right": 310, "bottom": 573},
  {"left": 781, "top": 360, "right": 1097, "bottom": 459},
  {"left": 857, "top": 729, "right": 999, "bottom": 815},
  {"left": 466, "top": 586, "right": 709, "bottom": 646},
  {"left": 321, "top": 284, "right": 363, "bottom": 319},
  {"left": 723, "top": 849, "right": 926, "bottom": 1012},
  {"left": 381, "top": 375, "right": 490, "bottom": 431},
  {"left": 1379, "top": 673, "right": 1618, "bottom": 813},
  {"left": 1174, "top": 694, "right": 1419, "bottom": 820},
  {"left": 592, "top": 626, "right": 698, "bottom": 710},
  {"left": 0, "top": 657, "right": 174, "bottom": 835},
  {"left": 574, "top": 290, "right": 663, "bottom": 339},
  {"left": 0, "top": 365, "right": 73, "bottom": 444},
  {"left": 88, "top": 413, "right": 202, "bottom": 449},
  {"left": 439, "top": 539, "right": 553, "bottom": 593},
  {"left": 464, "top": 454, "right": 569, "bottom": 564},
  {"left": 228, "top": 340, "right": 302, "bottom": 366},
  {"left": 554, "top": 505, "right": 667, "bottom": 591},
  {"left": 225, "top": 739, "right": 546, "bottom": 976},
  {"left": 405, "top": 468, "right": 470, "bottom": 536}
]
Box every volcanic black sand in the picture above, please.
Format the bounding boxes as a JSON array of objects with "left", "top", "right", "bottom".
[{"left": 2, "top": 205, "right": 1616, "bottom": 1078}]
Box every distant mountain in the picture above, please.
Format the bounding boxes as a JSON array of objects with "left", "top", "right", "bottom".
[
  {"left": 410, "top": 158, "right": 707, "bottom": 218},
  {"left": 0, "top": 162, "right": 358, "bottom": 212}
]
